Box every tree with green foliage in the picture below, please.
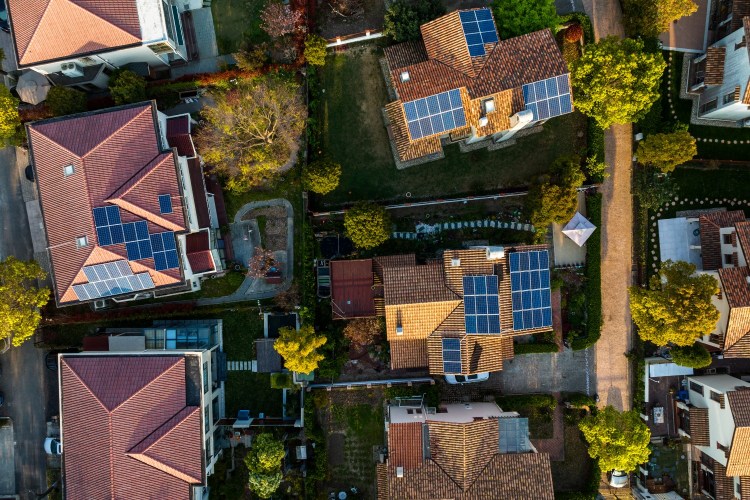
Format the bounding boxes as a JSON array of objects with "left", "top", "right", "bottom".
[
  {"left": 196, "top": 75, "right": 305, "bottom": 192},
  {"left": 570, "top": 37, "right": 665, "bottom": 129},
  {"left": 633, "top": 167, "right": 675, "bottom": 211},
  {"left": 274, "top": 324, "right": 327, "bottom": 374},
  {"left": 304, "top": 158, "right": 341, "bottom": 194},
  {"left": 344, "top": 202, "right": 391, "bottom": 249},
  {"left": 636, "top": 127, "right": 697, "bottom": 173},
  {"left": 0, "top": 257, "right": 50, "bottom": 353},
  {"left": 525, "top": 155, "right": 585, "bottom": 234},
  {"left": 45, "top": 86, "right": 87, "bottom": 116},
  {"left": 579, "top": 406, "right": 651, "bottom": 472},
  {"left": 0, "top": 85, "right": 20, "bottom": 144},
  {"left": 623, "top": 0, "right": 698, "bottom": 38},
  {"left": 490, "top": 0, "right": 559, "bottom": 39},
  {"left": 383, "top": 0, "right": 445, "bottom": 42},
  {"left": 629, "top": 260, "right": 720, "bottom": 346},
  {"left": 670, "top": 343, "right": 712, "bottom": 369},
  {"left": 304, "top": 34, "right": 328, "bottom": 66},
  {"left": 244, "top": 433, "right": 285, "bottom": 499},
  {"left": 108, "top": 69, "right": 147, "bottom": 105},
  {"left": 584, "top": 155, "right": 608, "bottom": 182}
]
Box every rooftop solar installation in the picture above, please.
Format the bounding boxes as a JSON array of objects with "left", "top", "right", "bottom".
[
  {"left": 442, "top": 337, "right": 462, "bottom": 373},
  {"left": 509, "top": 250, "right": 553, "bottom": 331},
  {"left": 73, "top": 260, "right": 155, "bottom": 301},
  {"left": 459, "top": 9, "right": 499, "bottom": 57},
  {"left": 158, "top": 194, "right": 173, "bottom": 214},
  {"left": 463, "top": 275, "right": 501, "bottom": 334},
  {"left": 92, "top": 206, "right": 123, "bottom": 246},
  {"left": 498, "top": 417, "right": 531, "bottom": 453},
  {"left": 403, "top": 89, "right": 467, "bottom": 140},
  {"left": 150, "top": 231, "right": 180, "bottom": 271},
  {"left": 522, "top": 74, "right": 573, "bottom": 121}
]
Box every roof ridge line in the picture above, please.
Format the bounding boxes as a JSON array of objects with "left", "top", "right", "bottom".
[
  {"left": 106, "top": 151, "right": 168, "bottom": 201},
  {"left": 110, "top": 358, "right": 184, "bottom": 413},
  {"left": 18, "top": 0, "right": 56, "bottom": 64},
  {"left": 62, "top": 357, "right": 112, "bottom": 414},
  {"left": 82, "top": 106, "right": 153, "bottom": 161},
  {"left": 128, "top": 406, "right": 199, "bottom": 454}
]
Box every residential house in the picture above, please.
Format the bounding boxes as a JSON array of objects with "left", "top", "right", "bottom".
[
  {"left": 382, "top": 8, "right": 573, "bottom": 163},
  {"left": 330, "top": 246, "right": 554, "bottom": 376},
  {"left": 677, "top": 374, "right": 750, "bottom": 499},
  {"left": 666, "top": 0, "right": 750, "bottom": 122},
  {"left": 27, "top": 101, "right": 223, "bottom": 307},
  {"left": 59, "top": 348, "right": 224, "bottom": 499},
  {"left": 7, "top": 0, "right": 203, "bottom": 90},
  {"left": 377, "top": 399, "right": 554, "bottom": 499}
]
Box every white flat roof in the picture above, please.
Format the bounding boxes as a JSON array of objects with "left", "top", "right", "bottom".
[{"left": 658, "top": 217, "right": 703, "bottom": 269}]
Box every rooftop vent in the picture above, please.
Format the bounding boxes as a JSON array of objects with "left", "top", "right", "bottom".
[
  {"left": 396, "top": 467, "right": 404, "bottom": 478},
  {"left": 60, "top": 62, "right": 84, "bottom": 78},
  {"left": 746, "top": 276, "right": 750, "bottom": 286},
  {"left": 451, "top": 258, "right": 461, "bottom": 267},
  {"left": 478, "top": 116, "right": 489, "bottom": 127},
  {"left": 396, "top": 325, "right": 404, "bottom": 335},
  {"left": 483, "top": 98, "right": 495, "bottom": 114},
  {"left": 400, "top": 71, "right": 410, "bottom": 83},
  {"left": 63, "top": 164, "right": 75, "bottom": 177}
]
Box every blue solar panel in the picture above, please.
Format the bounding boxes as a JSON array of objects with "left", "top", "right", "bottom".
[
  {"left": 123, "top": 223, "right": 137, "bottom": 242},
  {"left": 522, "top": 75, "right": 573, "bottom": 121},
  {"left": 106, "top": 206, "right": 121, "bottom": 224},
  {"left": 460, "top": 8, "right": 498, "bottom": 57},
  {"left": 73, "top": 260, "right": 154, "bottom": 301},
  {"left": 442, "top": 337, "right": 462, "bottom": 373},
  {"left": 509, "top": 250, "right": 553, "bottom": 331},
  {"left": 158, "top": 194, "right": 173, "bottom": 214},
  {"left": 152, "top": 232, "right": 180, "bottom": 271},
  {"left": 166, "top": 250, "right": 180, "bottom": 269},
  {"left": 463, "top": 275, "right": 501, "bottom": 334},
  {"left": 403, "top": 88, "right": 466, "bottom": 140}
]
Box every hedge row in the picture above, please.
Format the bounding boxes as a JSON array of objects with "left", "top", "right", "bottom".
[
  {"left": 496, "top": 394, "right": 557, "bottom": 412},
  {"left": 513, "top": 342, "right": 559, "bottom": 355},
  {"left": 572, "top": 193, "right": 602, "bottom": 350}
]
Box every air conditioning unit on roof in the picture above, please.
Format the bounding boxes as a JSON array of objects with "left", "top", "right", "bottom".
[{"left": 60, "top": 62, "right": 84, "bottom": 78}]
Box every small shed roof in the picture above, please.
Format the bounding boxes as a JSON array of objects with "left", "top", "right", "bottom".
[
  {"left": 255, "top": 338, "right": 282, "bottom": 373},
  {"left": 561, "top": 212, "right": 596, "bottom": 247},
  {"left": 330, "top": 259, "right": 376, "bottom": 319}
]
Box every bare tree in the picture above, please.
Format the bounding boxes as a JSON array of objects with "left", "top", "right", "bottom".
[
  {"left": 247, "top": 247, "right": 277, "bottom": 279},
  {"left": 260, "top": 3, "right": 304, "bottom": 38},
  {"left": 343, "top": 318, "right": 383, "bottom": 346},
  {"left": 273, "top": 283, "right": 300, "bottom": 311}
]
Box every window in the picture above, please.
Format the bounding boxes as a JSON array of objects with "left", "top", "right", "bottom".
[
  {"left": 690, "top": 380, "right": 704, "bottom": 396},
  {"left": 725, "top": 254, "right": 734, "bottom": 265},
  {"left": 724, "top": 234, "right": 733, "bottom": 245},
  {"left": 212, "top": 396, "right": 220, "bottom": 424},
  {"left": 158, "top": 194, "right": 173, "bottom": 214},
  {"left": 204, "top": 406, "right": 210, "bottom": 433},
  {"left": 63, "top": 164, "right": 75, "bottom": 177},
  {"left": 483, "top": 98, "right": 495, "bottom": 114},
  {"left": 723, "top": 91, "right": 736, "bottom": 105},
  {"left": 205, "top": 437, "right": 211, "bottom": 464},
  {"left": 736, "top": 36, "right": 746, "bottom": 50},
  {"left": 76, "top": 236, "right": 88, "bottom": 248},
  {"left": 700, "top": 99, "right": 718, "bottom": 114},
  {"left": 203, "top": 361, "right": 209, "bottom": 394}
]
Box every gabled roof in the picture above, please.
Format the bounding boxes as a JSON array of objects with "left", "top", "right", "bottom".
[
  {"left": 60, "top": 355, "right": 203, "bottom": 499},
  {"left": 8, "top": 0, "right": 142, "bottom": 67},
  {"left": 27, "top": 102, "right": 188, "bottom": 305},
  {"left": 699, "top": 210, "right": 745, "bottom": 270},
  {"left": 705, "top": 47, "right": 726, "bottom": 85},
  {"left": 728, "top": 390, "right": 750, "bottom": 476},
  {"left": 330, "top": 259, "right": 377, "bottom": 319}
]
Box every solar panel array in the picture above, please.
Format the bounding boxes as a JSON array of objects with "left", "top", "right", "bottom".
[
  {"left": 403, "top": 89, "right": 467, "bottom": 140},
  {"left": 522, "top": 75, "right": 573, "bottom": 121},
  {"left": 73, "top": 260, "right": 155, "bottom": 301},
  {"left": 498, "top": 417, "right": 531, "bottom": 453},
  {"left": 463, "top": 275, "right": 501, "bottom": 334},
  {"left": 509, "top": 250, "right": 552, "bottom": 331},
  {"left": 459, "top": 9, "right": 499, "bottom": 57},
  {"left": 442, "top": 338, "right": 462, "bottom": 373},
  {"left": 92, "top": 205, "right": 180, "bottom": 271},
  {"left": 158, "top": 194, "right": 173, "bottom": 214}
]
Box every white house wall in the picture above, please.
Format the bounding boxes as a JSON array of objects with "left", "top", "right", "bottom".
[{"left": 700, "top": 27, "right": 750, "bottom": 121}]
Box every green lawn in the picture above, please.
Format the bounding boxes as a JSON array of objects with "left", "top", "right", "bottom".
[
  {"left": 211, "top": 0, "right": 269, "bottom": 54},
  {"left": 318, "top": 46, "right": 587, "bottom": 206},
  {"left": 660, "top": 165, "right": 750, "bottom": 219},
  {"left": 495, "top": 394, "right": 555, "bottom": 439},
  {"left": 225, "top": 372, "right": 284, "bottom": 418}
]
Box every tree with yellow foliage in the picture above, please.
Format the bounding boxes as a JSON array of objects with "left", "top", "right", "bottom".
[
  {"left": 0, "top": 257, "right": 50, "bottom": 353},
  {"left": 273, "top": 324, "right": 326, "bottom": 374}
]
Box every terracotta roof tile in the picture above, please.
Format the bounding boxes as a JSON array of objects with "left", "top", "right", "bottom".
[
  {"left": 8, "top": 0, "right": 142, "bottom": 67},
  {"left": 737, "top": 221, "right": 750, "bottom": 259},
  {"left": 421, "top": 11, "right": 482, "bottom": 78},
  {"left": 389, "top": 338, "right": 430, "bottom": 369},
  {"left": 60, "top": 355, "right": 203, "bottom": 499},
  {"left": 384, "top": 40, "right": 428, "bottom": 71},
  {"left": 467, "top": 453, "right": 554, "bottom": 499},
  {"left": 166, "top": 116, "right": 197, "bottom": 159},
  {"left": 688, "top": 406, "right": 710, "bottom": 446},
  {"left": 719, "top": 267, "right": 750, "bottom": 309},
  {"left": 729, "top": 427, "right": 750, "bottom": 476},
  {"left": 388, "top": 422, "right": 424, "bottom": 470},
  {"left": 385, "top": 101, "right": 445, "bottom": 162},
  {"left": 705, "top": 47, "right": 726, "bottom": 85},
  {"left": 383, "top": 262, "right": 458, "bottom": 305},
  {"left": 699, "top": 210, "right": 745, "bottom": 270},
  {"left": 374, "top": 254, "right": 417, "bottom": 279},
  {"left": 331, "top": 259, "right": 376, "bottom": 319},
  {"left": 27, "top": 103, "right": 190, "bottom": 305},
  {"left": 730, "top": 390, "right": 750, "bottom": 427}
]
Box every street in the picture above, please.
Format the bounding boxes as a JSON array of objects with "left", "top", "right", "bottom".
[{"left": 0, "top": 146, "right": 54, "bottom": 499}]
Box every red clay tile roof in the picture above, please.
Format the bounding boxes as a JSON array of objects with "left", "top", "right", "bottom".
[
  {"left": 699, "top": 210, "right": 745, "bottom": 271},
  {"left": 331, "top": 259, "right": 377, "bottom": 319},
  {"left": 60, "top": 355, "right": 203, "bottom": 500},
  {"left": 185, "top": 232, "right": 214, "bottom": 274},
  {"left": 736, "top": 221, "right": 750, "bottom": 260},
  {"left": 718, "top": 267, "right": 750, "bottom": 352},
  {"left": 388, "top": 422, "right": 424, "bottom": 470},
  {"left": 705, "top": 47, "right": 726, "bottom": 85},
  {"left": 8, "top": 0, "right": 142, "bottom": 67},
  {"left": 166, "top": 115, "right": 197, "bottom": 159},
  {"left": 27, "top": 103, "right": 188, "bottom": 305},
  {"left": 383, "top": 262, "right": 458, "bottom": 305},
  {"left": 384, "top": 41, "right": 429, "bottom": 71},
  {"left": 187, "top": 158, "right": 211, "bottom": 229}
]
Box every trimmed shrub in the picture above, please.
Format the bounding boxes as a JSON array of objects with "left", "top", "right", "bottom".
[{"left": 670, "top": 343, "right": 712, "bottom": 369}]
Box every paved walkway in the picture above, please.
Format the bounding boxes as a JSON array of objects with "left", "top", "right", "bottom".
[
  {"left": 581, "top": 0, "right": 634, "bottom": 412},
  {"left": 531, "top": 393, "right": 565, "bottom": 461},
  {"left": 227, "top": 361, "right": 257, "bottom": 371},
  {"left": 196, "top": 199, "right": 294, "bottom": 305},
  {"left": 492, "top": 348, "right": 593, "bottom": 395}
]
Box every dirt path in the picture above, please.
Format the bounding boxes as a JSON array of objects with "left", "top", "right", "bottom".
[{"left": 581, "top": 0, "right": 633, "bottom": 411}]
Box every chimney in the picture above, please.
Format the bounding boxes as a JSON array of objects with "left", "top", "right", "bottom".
[
  {"left": 396, "top": 326, "right": 403, "bottom": 335},
  {"left": 451, "top": 258, "right": 461, "bottom": 267}
]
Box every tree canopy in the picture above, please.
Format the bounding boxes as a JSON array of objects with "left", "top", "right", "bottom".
[
  {"left": 629, "top": 260, "right": 720, "bottom": 346},
  {"left": 570, "top": 37, "right": 665, "bottom": 129},
  {"left": 525, "top": 156, "right": 585, "bottom": 234},
  {"left": 196, "top": 76, "right": 306, "bottom": 192},
  {"left": 490, "top": 0, "right": 559, "bottom": 39},
  {"left": 304, "top": 158, "right": 342, "bottom": 194},
  {"left": 344, "top": 202, "right": 391, "bottom": 249},
  {"left": 304, "top": 34, "right": 328, "bottom": 66},
  {"left": 670, "top": 343, "right": 712, "bottom": 369},
  {"left": 579, "top": 406, "right": 651, "bottom": 472},
  {"left": 343, "top": 318, "right": 382, "bottom": 345},
  {"left": 623, "top": 0, "right": 698, "bottom": 38},
  {"left": 274, "top": 324, "right": 327, "bottom": 374},
  {"left": 260, "top": 2, "right": 302, "bottom": 38},
  {"left": 0, "top": 257, "right": 50, "bottom": 352},
  {"left": 633, "top": 166, "right": 675, "bottom": 211},
  {"left": 108, "top": 69, "right": 147, "bottom": 105},
  {"left": 383, "top": 0, "right": 445, "bottom": 42},
  {"left": 46, "top": 86, "right": 87, "bottom": 116},
  {"left": 244, "top": 433, "right": 285, "bottom": 499},
  {"left": 0, "top": 85, "right": 20, "bottom": 144},
  {"left": 636, "top": 127, "right": 697, "bottom": 173}
]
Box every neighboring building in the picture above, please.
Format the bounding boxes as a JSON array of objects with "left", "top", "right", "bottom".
[
  {"left": 330, "top": 258, "right": 382, "bottom": 319},
  {"left": 672, "top": 0, "right": 750, "bottom": 122},
  {"left": 7, "top": 0, "right": 204, "bottom": 90},
  {"left": 678, "top": 374, "right": 750, "bottom": 499},
  {"left": 336, "top": 246, "right": 554, "bottom": 376},
  {"left": 382, "top": 8, "right": 573, "bottom": 163},
  {"left": 27, "top": 102, "right": 223, "bottom": 307},
  {"left": 377, "top": 400, "right": 554, "bottom": 499},
  {"left": 59, "top": 348, "right": 224, "bottom": 499}
]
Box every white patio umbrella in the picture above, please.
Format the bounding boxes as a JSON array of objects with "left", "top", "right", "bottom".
[
  {"left": 562, "top": 212, "right": 597, "bottom": 247},
  {"left": 16, "top": 71, "right": 52, "bottom": 105}
]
